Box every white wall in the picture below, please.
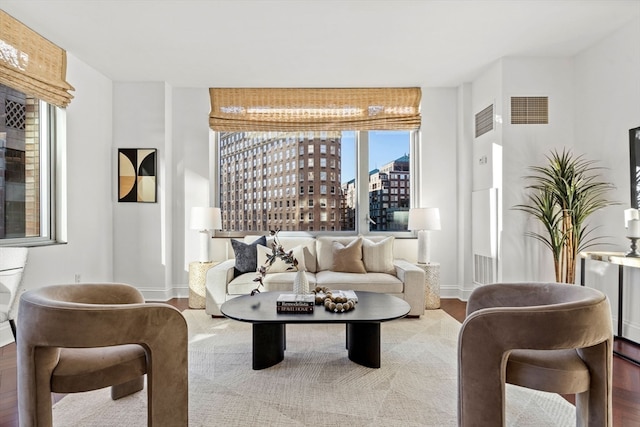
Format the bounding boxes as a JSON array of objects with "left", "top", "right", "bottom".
[
  {"left": 172, "top": 88, "right": 212, "bottom": 283},
  {"left": 501, "top": 57, "right": 576, "bottom": 283},
  {"left": 26, "top": 54, "right": 114, "bottom": 286},
  {"left": 574, "top": 16, "right": 640, "bottom": 341},
  {"left": 1, "top": 54, "right": 114, "bottom": 345},
  {"left": 112, "top": 83, "right": 173, "bottom": 299},
  {"left": 419, "top": 88, "right": 459, "bottom": 294}
]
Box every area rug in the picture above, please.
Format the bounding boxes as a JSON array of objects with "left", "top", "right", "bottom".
[{"left": 52, "top": 309, "right": 575, "bottom": 426}]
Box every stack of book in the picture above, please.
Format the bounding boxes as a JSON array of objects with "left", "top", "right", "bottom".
[{"left": 276, "top": 294, "right": 315, "bottom": 313}]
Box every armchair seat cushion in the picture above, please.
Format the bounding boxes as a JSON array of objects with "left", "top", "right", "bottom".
[
  {"left": 52, "top": 344, "right": 147, "bottom": 393},
  {"left": 507, "top": 349, "right": 590, "bottom": 394}
]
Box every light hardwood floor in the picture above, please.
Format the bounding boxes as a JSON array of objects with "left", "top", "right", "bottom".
[{"left": 1, "top": 298, "right": 638, "bottom": 426}]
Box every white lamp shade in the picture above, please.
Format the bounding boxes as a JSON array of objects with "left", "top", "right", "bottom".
[
  {"left": 190, "top": 207, "right": 222, "bottom": 231},
  {"left": 408, "top": 207, "right": 441, "bottom": 231}
]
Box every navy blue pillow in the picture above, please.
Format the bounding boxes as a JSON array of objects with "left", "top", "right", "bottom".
[{"left": 231, "top": 236, "right": 267, "bottom": 277}]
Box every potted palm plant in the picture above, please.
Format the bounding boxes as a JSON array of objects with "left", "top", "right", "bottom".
[{"left": 514, "top": 149, "right": 618, "bottom": 283}]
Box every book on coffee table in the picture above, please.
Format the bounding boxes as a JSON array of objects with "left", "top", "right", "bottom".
[{"left": 276, "top": 294, "right": 315, "bottom": 313}]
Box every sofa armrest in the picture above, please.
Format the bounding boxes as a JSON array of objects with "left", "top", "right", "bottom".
[
  {"left": 205, "top": 259, "right": 236, "bottom": 316},
  {"left": 393, "top": 259, "right": 426, "bottom": 316}
]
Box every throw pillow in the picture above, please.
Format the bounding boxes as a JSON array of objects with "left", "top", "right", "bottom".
[
  {"left": 362, "top": 236, "right": 396, "bottom": 274},
  {"left": 231, "top": 236, "right": 266, "bottom": 276},
  {"left": 332, "top": 237, "right": 366, "bottom": 274},
  {"left": 256, "top": 244, "right": 307, "bottom": 273}
]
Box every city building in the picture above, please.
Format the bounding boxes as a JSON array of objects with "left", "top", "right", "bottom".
[{"left": 219, "top": 131, "right": 343, "bottom": 232}]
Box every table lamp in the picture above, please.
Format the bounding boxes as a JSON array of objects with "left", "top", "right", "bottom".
[
  {"left": 408, "top": 207, "right": 441, "bottom": 264},
  {"left": 190, "top": 207, "right": 222, "bottom": 263}
]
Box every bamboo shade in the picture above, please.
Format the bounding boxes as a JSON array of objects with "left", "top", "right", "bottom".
[
  {"left": 0, "top": 10, "right": 74, "bottom": 107},
  {"left": 209, "top": 88, "right": 421, "bottom": 131}
]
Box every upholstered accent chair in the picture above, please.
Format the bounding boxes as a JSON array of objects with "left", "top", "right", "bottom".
[
  {"left": 458, "top": 282, "right": 613, "bottom": 427},
  {"left": 17, "top": 283, "right": 188, "bottom": 427},
  {"left": 0, "top": 247, "right": 28, "bottom": 339}
]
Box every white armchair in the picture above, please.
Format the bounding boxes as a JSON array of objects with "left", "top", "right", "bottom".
[{"left": 0, "top": 247, "right": 28, "bottom": 339}]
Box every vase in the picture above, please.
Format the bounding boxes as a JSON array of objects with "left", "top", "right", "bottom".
[{"left": 293, "top": 270, "right": 309, "bottom": 295}]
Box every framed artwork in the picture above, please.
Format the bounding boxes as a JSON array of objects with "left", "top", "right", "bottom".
[{"left": 118, "top": 148, "right": 157, "bottom": 203}]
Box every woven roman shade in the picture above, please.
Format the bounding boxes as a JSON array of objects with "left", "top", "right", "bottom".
[
  {"left": 209, "top": 88, "right": 421, "bottom": 131},
  {"left": 0, "top": 10, "right": 74, "bottom": 107}
]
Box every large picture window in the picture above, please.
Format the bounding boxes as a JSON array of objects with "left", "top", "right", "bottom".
[
  {"left": 0, "top": 84, "right": 57, "bottom": 245},
  {"left": 0, "top": 11, "right": 73, "bottom": 245},
  {"left": 209, "top": 87, "right": 421, "bottom": 235},
  {"left": 217, "top": 130, "right": 414, "bottom": 233}
]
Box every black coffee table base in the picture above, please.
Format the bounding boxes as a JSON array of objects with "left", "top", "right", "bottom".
[
  {"left": 221, "top": 291, "right": 410, "bottom": 370},
  {"left": 252, "top": 321, "right": 380, "bottom": 370}
]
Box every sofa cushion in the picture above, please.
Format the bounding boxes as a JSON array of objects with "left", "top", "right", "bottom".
[
  {"left": 256, "top": 244, "right": 306, "bottom": 273},
  {"left": 315, "top": 271, "right": 403, "bottom": 293},
  {"left": 332, "top": 237, "right": 366, "bottom": 274},
  {"left": 227, "top": 271, "right": 317, "bottom": 295},
  {"left": 231, "top": 236, "right": 266, "bottom": 276},
  {"left": 316, "top": 236, "right": 359, "bottom": 271},
  {"left": 247, "top": 235, "right": 318, "bottom": 273},
  {"left": 362, "top": 236, "right": 396, "bottom": 274}
]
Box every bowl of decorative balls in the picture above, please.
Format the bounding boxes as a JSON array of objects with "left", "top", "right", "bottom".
[{"left": 312, "top": 286, "right": 357, "bottom": 313}]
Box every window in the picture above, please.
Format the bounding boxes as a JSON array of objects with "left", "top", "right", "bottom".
[
  {"left": 217, "top": 130, "right": 414, "bottom": 233},
  {"left": 210, "top": 88, "right": 420, "bottom": 234},
  {"left": 0, "top": 84, "right": 58, "bottom": 245}
]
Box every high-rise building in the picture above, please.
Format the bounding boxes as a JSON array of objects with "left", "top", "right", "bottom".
[
  {"left": 0, "top": 86, "right": 39, "bottom": 239},
  {"left": 219, "top": 132, "right": 344, "bottom": 232},
  {"left": 368, "top": 154, "right": 410, "bottom": 231}
]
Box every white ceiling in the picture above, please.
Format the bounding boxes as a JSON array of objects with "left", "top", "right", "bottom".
[{"left": 1, "top": 0, "right": 639, "bottom": 88}]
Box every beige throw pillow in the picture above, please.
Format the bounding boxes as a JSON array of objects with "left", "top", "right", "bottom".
[
  {"left": 362, "top": 236, "right": 396, "bottom": 274},
  {"left": 331, "top": 237, "right": 366, "bottom": 274},
  {"left": 256, "top": 244, "right": 306, "bottom": 273}
]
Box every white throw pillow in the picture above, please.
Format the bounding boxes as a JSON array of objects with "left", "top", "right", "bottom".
[
  {"left": 257, "top": 244, "right": 307, "bottom": 273},
  {"left": 362, "top": 236, "right": 396, "bottom": 274}
]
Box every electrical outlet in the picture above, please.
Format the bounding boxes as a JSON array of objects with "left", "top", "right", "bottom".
[{"left": 74, "top": 273, "right": 81, "bottom": 283}]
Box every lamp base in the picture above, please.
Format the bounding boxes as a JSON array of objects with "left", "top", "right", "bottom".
[
  {"left": 417, "top": 230, "right": 431, "bottom": 264},
  {"left": 626, "top": 236, "right": 640, "bottom": 258},
  {"left": 198, "top": 230, "right": 211, "bottom": 263}
]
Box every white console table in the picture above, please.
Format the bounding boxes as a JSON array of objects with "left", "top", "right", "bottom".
[{"left": 580, "top": 251, "right": 640, "bottom": 365}]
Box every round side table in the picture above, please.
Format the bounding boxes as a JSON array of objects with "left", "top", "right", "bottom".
[{"left": 418, "top": 262, "right": 440, "bottom": 309}]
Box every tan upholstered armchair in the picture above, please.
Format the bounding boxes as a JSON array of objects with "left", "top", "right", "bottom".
[
  {"left": 458, "top": 282, "right": 612, "bottom": 427},
  {"left": 17, "top": 283, "right": 188, "bottom": 427}
]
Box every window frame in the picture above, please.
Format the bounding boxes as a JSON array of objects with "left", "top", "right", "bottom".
[
  {"left": 212, "top": 130, "right": 419, "bottom": 237},
  {"left": 0, "top": 99, "right": 63, "bottom": 247}
]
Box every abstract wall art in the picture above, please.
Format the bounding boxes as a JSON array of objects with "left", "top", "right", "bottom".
[{"left": 118, "top": 148, "right": 157, "bottom": 203}]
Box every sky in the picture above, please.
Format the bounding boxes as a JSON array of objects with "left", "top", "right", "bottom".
[{"left": 340, "top": 131, "right": 411, "bottom": 183}]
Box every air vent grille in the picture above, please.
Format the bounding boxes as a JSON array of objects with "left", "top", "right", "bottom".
[
  {"left": 475, "top": 104, "right": 493, "bottom": 137},
  {"left": 511, "top": 96, "right": 548, "bottom": 124}
]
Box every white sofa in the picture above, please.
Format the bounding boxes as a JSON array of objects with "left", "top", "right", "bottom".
[{"left": 205, "top": 235, "right": 426, "bottom": 317}]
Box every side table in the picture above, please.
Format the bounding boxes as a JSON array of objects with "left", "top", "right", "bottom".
[
  {"left": 188, "top": 261, "right": 217, "bottom": 309},
  {"left": 418, "top": 262, "right": 440, "bottom": 309}
]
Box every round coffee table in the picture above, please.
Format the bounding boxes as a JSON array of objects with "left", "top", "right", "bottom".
[{"left": 220, "top": 291, "right": 410, "bottom": 370}]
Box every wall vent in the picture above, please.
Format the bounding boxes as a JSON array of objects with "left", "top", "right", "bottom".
[
  {"left": 511, "top": 96, "right": 548, "bottom": 124},
  {"left": 475, "top": 104, "right": 493, "bottom": 138},
  {"left": 473, "top": 254, "right": 496, "bottom": 285}
]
